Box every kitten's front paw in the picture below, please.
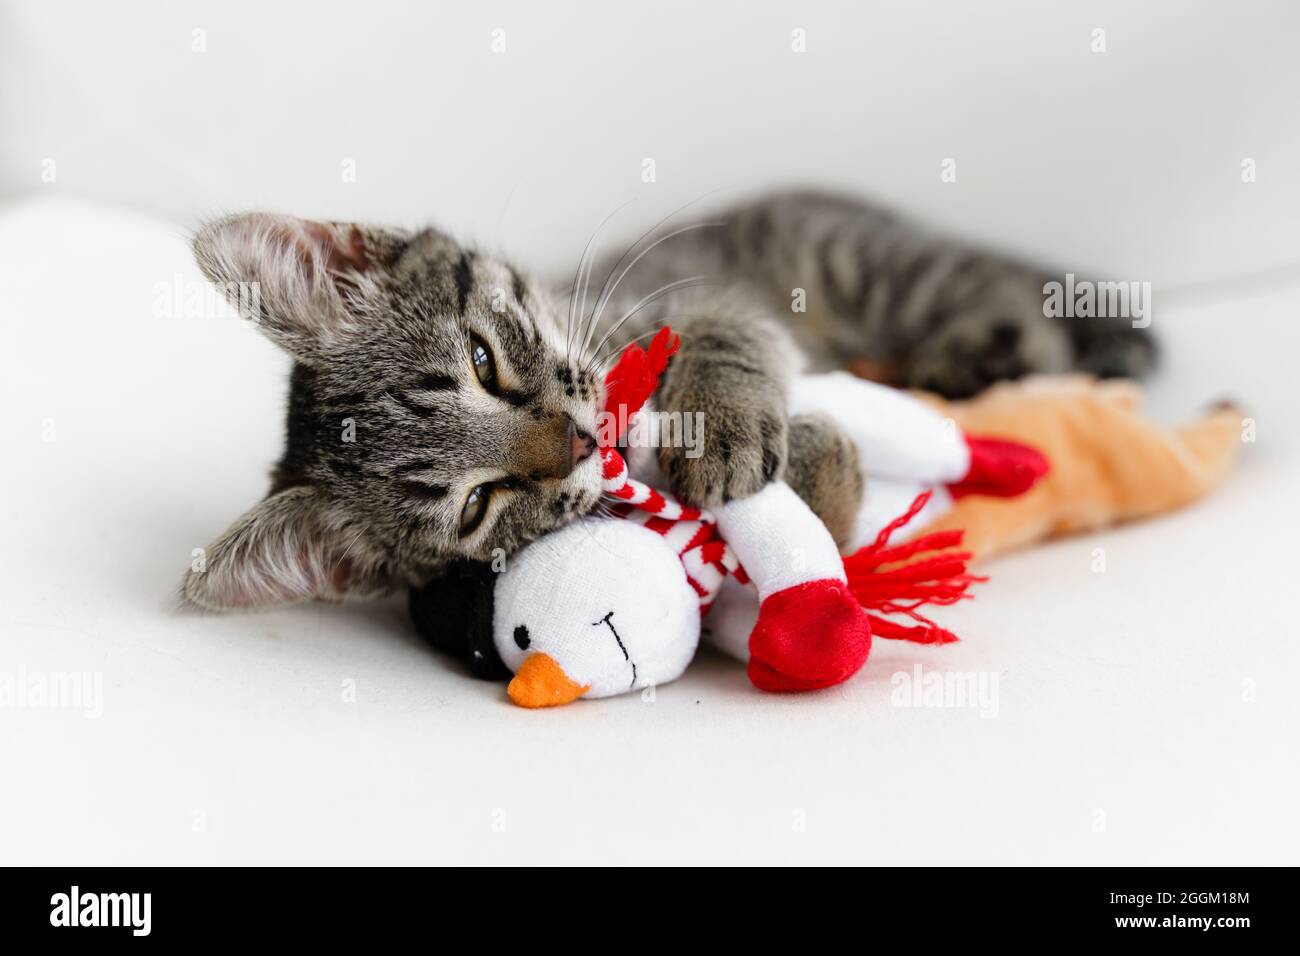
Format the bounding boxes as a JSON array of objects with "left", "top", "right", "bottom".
[{"left": 658, "top": 397, "right": 787, "bottom": 508}]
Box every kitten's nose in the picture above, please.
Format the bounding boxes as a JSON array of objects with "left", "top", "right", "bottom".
[
  {"left": 521, "top": 416, "right": 595, "bottom": 480},
  {"left": 569, "top": 420, "right": 596, "bottom": 467}
]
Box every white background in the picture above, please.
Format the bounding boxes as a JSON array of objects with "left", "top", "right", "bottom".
[
  {"left": 1, "top": 0, "right": 1298, "bottom": 865},
  {"left": 3, "top": 0, "right": 1299, "bottom": 285}
]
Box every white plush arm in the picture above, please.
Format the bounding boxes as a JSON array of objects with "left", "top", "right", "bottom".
[
  {"left": 713, "top": 481, "right": 845, "bottom": 597},
  {"left": 789, "top": 372, "right": 970, "bottom": 485},
  {"left": 705, "top": 481, "right": 845, "bottom": 664}
]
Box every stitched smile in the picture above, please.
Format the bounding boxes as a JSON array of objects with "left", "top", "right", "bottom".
[{"left": 593, "top": 610, "right": 636, "bottom": 688}]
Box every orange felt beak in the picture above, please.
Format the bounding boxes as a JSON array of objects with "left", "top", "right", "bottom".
[{"left": 507, "top": 653, "right": 590, "bottom": 708}]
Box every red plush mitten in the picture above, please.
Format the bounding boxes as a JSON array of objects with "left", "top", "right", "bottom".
[
  {"left": 948, "top": 435, "right": 1050, "bottom": 499},
  {"left": 723, "top": 488, "right": 982, "bottom": 693},
  {"left": 747, "top": 579, "right": 873, "bottom": 692}
]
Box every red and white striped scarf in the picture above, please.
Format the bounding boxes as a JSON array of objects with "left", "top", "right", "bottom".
[{"left": 600, "top": 447, "right": 749, "bottom": 613}]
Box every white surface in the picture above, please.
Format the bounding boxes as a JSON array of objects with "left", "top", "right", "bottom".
[
  {"left": 1, "top": 194, "right": 1297, "bottom": 865},
  {"left": 2, "top": 0, "right": 1299, "bottom": 287}
]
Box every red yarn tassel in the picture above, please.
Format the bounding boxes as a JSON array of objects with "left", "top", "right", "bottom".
[{"left": 842, "top": 491, "right": 985, "bottom": 645}]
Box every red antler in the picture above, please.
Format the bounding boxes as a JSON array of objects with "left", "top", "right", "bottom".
[{"left": 601, "top": 326, "right": 680, "bottom": 445}]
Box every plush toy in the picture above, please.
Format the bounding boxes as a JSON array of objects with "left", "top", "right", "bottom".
[
  {"left": 418, "top": 329, "right": 1048, "bottom": 707},
  {"left": 411, "top": 333, "right": 1243, "bottom": 708},
  {"left": 700, "top": 373, "right": 1245, "bottom": 660},
  {"left": 494, "top": 455, "right": 980, "bottom": 706}
]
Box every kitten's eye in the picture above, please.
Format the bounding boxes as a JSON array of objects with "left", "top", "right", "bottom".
[
  {"left": 469, "top": 335, "right": 498, "bottom": 392},
  {"left": 459, "top": 483, "right": 492, "bottom": 536}
]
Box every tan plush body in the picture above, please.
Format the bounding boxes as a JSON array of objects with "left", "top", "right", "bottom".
[{"left": 912, "top": 376, "right": 1243, "bottom": 561}]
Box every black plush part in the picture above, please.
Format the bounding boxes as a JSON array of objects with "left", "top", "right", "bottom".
[{"left": 409, "top": 560, "right": 509, "bottom": 682}]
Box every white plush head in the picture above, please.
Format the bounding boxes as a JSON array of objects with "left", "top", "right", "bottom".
[{"left": 493, "top": 517, "right": 701, "bottom": 706}]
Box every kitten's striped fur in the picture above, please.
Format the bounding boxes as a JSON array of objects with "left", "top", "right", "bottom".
[{"left": 185, "top": 190, "right": 1153, "bottom": 609}]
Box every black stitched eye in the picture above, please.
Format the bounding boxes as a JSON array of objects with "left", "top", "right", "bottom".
[
  {"left": 513, "top": 625, "right": 531, "bottom": 650},
  {"left": 459, "top": 483, "right": 492, "bottom": 536},
  {"left": 469, "top": 334, "right": 497, "bottom": 392}
]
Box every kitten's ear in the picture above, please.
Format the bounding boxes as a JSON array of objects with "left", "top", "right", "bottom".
[
  {"left": 409, "top": 561, "right": 508, "bottom": 681},
  {"left": 184, "top": 486, "right": 385, "bottom": 610},
  {"left": 192, "top": 213, "right": 403, "bottom": 361}
]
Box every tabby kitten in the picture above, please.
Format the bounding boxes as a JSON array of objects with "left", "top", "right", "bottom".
[
  {"left": 184, "top": 190, "right": 1153, "bottom": 609},
  {"left": 184, "top": 216, "right": 605, "bottom": 609}
]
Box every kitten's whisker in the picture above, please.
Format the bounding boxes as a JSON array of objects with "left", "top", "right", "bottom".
[
  {"left": 572, "top": 499, "right": 639, "bottom": 559},
  {"left": 574, "top": 249, "right": 600, "bottom": 360},
  {"left": 589, "top": 327, "right": 672, "bottom": 371},
  {"left": 567, "top": 199, "right": 635, "bottom": 359},
  {"left": 581, "top": 222, "right": 725, "bottom": 358},
  {"left": 328, "top": 529, "right": 368, "bottom": 586},
  {"left": 494, "top": 182, "right": 518, "bottom": 235},
  {"left": 575, "top": 187, "right": 734, "bottom": 364},
  {"left": 582, "top": 188, "right": 733, "bottom": 326},
  {"left": 583, "top": 276, "right": 720, "bottom": 370},
  {"left": 588, "top": 322, "right": 699, "bottom": 375},
  {"left": 567, "top": 244, "right": 595, "bottom": 358}
]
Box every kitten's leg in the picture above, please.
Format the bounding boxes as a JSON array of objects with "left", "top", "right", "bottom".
[
  {"left": 783, "top": 413, "right": 864, "bottom": 551},
  {"left": 654, "top": 307, "right": 799, "bottom": 508}
]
